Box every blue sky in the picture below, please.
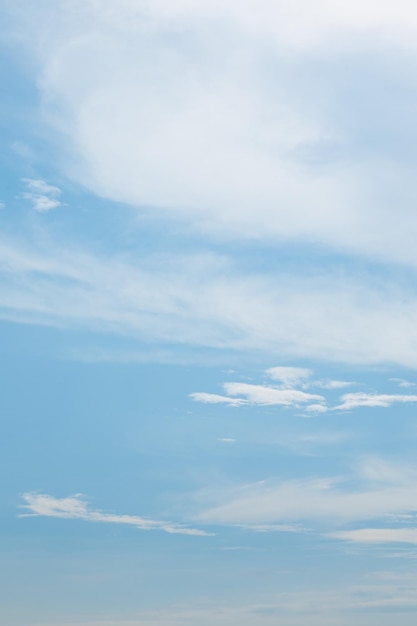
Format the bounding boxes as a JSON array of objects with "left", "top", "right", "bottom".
[{"left": 3, "top": 1, "right": 417, "bottom": 624}]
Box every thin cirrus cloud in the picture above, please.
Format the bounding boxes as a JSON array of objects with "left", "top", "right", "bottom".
[
  {"left": 196, "top": 458, "right": 417, "bottom": 532},
  {"left": 20, "top": 492, "right": 212, "bottom": 536},
  {"left": 21, "top": 467, "right": 417, "bottom": 544},
  {"left": 390, "top": 378, "right": 416, "bottom": 388},
  {"left": 11, "top": 0, "right": 417, "bottom": 267},
  {"left": 5, "top": 236, "right": 417, "bottom": 367}
]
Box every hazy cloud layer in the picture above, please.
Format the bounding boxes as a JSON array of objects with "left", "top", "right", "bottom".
[{"left": 3, "top": 238, "right": 417, "bottom": 366}]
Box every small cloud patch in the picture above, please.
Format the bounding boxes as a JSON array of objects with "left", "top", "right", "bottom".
[{"left": 21, "top": 178, "right": 62, "bottom": 212}]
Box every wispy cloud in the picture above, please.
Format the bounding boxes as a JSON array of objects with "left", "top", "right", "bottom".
[
  {"left": 190, "top": 392, "right": 245, "bottom": 407},
  {"left": 267, "top": 367, "right": 354, "bottom": 391},
  {"left": 21, "top": 178, "right": 61, "bottom": 212},
  {"left": 196, "top": 458, "right": 417, "bottom": 531},
  {"left": 4, "top": 238, "right": 417, "bottom": 366},
  {"left": 335, "top": 392, "right": 417, "bottom": 411},
  {"left": 20, "top": 493, "right": 212, "bottom": 536},
  {"left": 266, "top": 366, "right": 312, "bottom": 387},
  {"left": 390, "top": 378, "right": 416, "bottom": 388},
  {"left": 330, "top": 528, "right": 417, "bottom": 545},
  {"left": 304, "top": 403, "right": 329, "bottom": 414},
  {"left": 191, "top": 368, "right": 417, "bottom": 414},
  {"left": 191, "top": 382, "right": 325, "bottom": 410},
  {"left": 312, "top": 380, "right": 355, "bottom": 390}
]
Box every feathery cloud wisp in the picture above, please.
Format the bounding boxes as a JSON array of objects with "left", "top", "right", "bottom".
[
  {"left": 196, "top": 458, "right": 417, "bottom": 529},
  {"left": 335, "top": 392, "right": 417, "bottom": 410},
  {"left": 20, "top": 492, "right": 212, "bottom": 536},
  {"left": 21, "top": 178, "right": 62, "bottom": 212}
]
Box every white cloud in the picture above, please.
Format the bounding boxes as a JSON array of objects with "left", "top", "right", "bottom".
[
  {"left": 191, "top": 382, "right": 325, "bottom": 409},
  {"left": 196, "top": 458, "right": 417, "bottom": 527},
  {"left": 10, "top": 0, "right": 417, "bottom": 267},
  {"left": 335, "top": 392, "right": 417, "bottom": 410},
  {"left": 217, "top": 438, "right": 237, "bottom": 443},
  {"left": 224, "top": 382, "right": 325, "bottom": 406},
  {"left": 390, "top": 378, "right": 416, "bottom": 388},
  {"left": 42, "top": 0, "right": 417, "bottom": 50},
  {"left": 190, "top": 392, "right": 245, "bottom": 407},
  {"left": 266, "top": 369, "right": 354, "bottom": 391},
  {"left": 240, "top": 523, "right": 302, "bottom": 533},
  {"left": 4, "top": 238, "right": 417, "bottom": 367},
  {"left": 21, "top": 178, "right": 61, "bottom": 212},
  {"left": 313, "top": 380, "right": 355, "bottom": 390},
  {"left": 266, "top": 366, "right": 312, "bottom": 387},
  {"left": 20, "top": 492, "right": 212, "bottom": 536},
  {"left": 330, "top": 528, "right": 417, "bottom": 544},
  {"left": 305, "top": 403, "right": 329, "bottom": 414},
  {"left": 191, "top": 372, "right": 417, "bottom": 413}
]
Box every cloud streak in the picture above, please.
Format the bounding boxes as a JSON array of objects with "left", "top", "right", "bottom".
[
  {"left": 190, "top": 386, "right": 325, "bottom": 409},
  {"left": 20, "top": 493, "right": 212, "bottom": 536},
  {"left": 335, "top": 392, "right": 417, "bottom": 410},
  {"left": 330, "top": 528, "right": 417, "bottom": 545}
]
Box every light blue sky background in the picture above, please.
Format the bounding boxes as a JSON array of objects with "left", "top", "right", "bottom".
[{"left": 3, "top": 2, "right": 417, "bottom": 625}]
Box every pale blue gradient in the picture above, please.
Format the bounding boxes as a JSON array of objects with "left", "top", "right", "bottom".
[{"left": 2, "top": 2, "right": 417, "bottom": 625}]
